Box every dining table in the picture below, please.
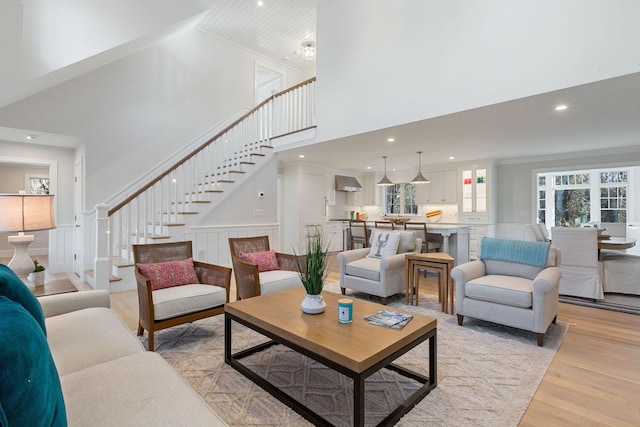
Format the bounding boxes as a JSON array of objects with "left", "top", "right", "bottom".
[{"left": 598, "top": 236, "right": 637, "bottom": 258}]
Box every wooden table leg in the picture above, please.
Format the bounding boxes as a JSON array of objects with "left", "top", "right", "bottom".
[
  {"left": 447, "top": 268, "right": 454, "bottom": 314},
  {"left": 413, "top": 264, "right": 422, "bottom": 306},
  {"left": 406, "top": 259, "right": 412, "bottom": 305}
]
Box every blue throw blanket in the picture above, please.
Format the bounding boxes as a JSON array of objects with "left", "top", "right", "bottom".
[{"left": 479, "top": 237, "right": 550, "bottom": 266}]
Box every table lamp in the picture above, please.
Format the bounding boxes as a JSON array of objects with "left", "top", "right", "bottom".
[{"left": 0, "top": 192, "right": 56, "bottom": 282}]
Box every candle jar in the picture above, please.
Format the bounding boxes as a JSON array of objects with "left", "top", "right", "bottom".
[{"left": 338, "top": 298, "right": 353, "bottom": 323}]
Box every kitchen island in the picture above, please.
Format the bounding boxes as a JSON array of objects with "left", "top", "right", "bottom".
[{"left": 330, "top": 220, "right": 470, "bottom": 265}]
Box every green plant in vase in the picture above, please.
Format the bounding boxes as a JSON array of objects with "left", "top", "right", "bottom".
[
  {"left": 294, "top": 231, "right": 331, "bottom": 314},
  {"left": 29, "top": 259, "right": 46, "bottom": 287},
  {"left": 33, "top": 259, "right": 45, "bottom": 272}
]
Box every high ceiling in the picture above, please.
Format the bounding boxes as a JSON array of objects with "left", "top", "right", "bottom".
[
  {"left": 197, "top": 0, "right": 317, "bottom": 74},
  {"left": 2, "top": 0, "right": 639, "bottom": 173}
]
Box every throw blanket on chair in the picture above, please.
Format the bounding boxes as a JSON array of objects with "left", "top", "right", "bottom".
[{"left": 479, "top": 237, "right": 550, "bottom": 266}]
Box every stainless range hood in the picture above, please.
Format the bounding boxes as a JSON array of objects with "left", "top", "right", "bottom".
[{"left": 335, "top": 175, "right": 363, "bottom": 192}]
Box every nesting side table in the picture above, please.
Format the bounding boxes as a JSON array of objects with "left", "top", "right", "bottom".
[{"left": 405, "top": 252, "right": 455, "bottom": 314}]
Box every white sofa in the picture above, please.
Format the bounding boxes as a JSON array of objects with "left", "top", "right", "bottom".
[{"left": 40, "top": 290, "right": 228, "bottom": 426}]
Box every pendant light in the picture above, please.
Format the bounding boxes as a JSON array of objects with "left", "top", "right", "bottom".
[
  {"left": 376, "top": 156, "right": 394, "bottom": 186},
  {"left": 411, "top": 151, "right": 430, "bottom": 185}
]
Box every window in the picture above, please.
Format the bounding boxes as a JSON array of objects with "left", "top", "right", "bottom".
[
  {"left": 384, "top": 183, "right": 417, "bottom": 215},
  {"left": 600, "top": 171, "right": 627, "bottom": 223},
  {"left": 26, "top": 175, "right": 50, "bottom": 194},
  {"left": 536, "top": 168, "right": 631, "bottom": 227}
]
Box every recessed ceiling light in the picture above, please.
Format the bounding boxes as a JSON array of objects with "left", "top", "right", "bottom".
[
  {"left": 449, "top": 156, "right": 455, "bottom": 160},
  {"left": 555, "top": 104, "right": 568, "bottom": 111},
  {"left": 392, "top": 168, "right": 396, "bottom": 172},
  {"left": 366, "top": 166, "right": 371, "bottom": 170},
  {"left": 26, "top": 135, "right": 37, "bottom": 140},
  {"left": 387, "top": 138, "right": 395, "bottom": 142},
  {"left": 257, "top": 1, "right": 264, "bottom": 6},
  {"left": 299, "top": 154, "right": 305, "bottom": 158}
]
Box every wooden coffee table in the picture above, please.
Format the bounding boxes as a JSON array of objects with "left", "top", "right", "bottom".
[{"left": 224, "top": 287, "right": 437, "bottom": 427}]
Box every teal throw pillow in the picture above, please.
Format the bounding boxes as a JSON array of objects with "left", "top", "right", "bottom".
[
  {"left": 0, "top": 296, "right": 67, "bottom": 426},
  {"left": 0, "top": 264, "right": 46, "bottom": 335}
]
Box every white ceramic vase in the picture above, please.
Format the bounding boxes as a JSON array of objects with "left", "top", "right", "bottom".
[
  {"left": 301, "top": 293, "right": 326, "bottom": 314},
  {"left": 28, "top": 271, "right": 45, "bottom": 287}
]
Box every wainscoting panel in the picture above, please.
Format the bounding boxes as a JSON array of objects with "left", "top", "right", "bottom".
[
  {"left": 184, "top": 223, "right": 280, "bottom": 268},
  {"left": 49, "top": 224, "right": 75, "bottom": 274},
  {"left": 494, "top": 223, "right": 530, "bottom": 241}
]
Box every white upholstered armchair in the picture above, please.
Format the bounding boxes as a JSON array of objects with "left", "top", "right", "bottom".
[
  {"left": 338, "top": 229, "right": 421, "bottom": 304},
  {"left": 451, "top": 237, "right": 562, "bottom": 346},
  {"left": 550, "top": 227, "right": 604, "bottom": 300}
]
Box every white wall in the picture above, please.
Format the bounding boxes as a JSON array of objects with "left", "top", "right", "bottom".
[
  {"left": 194, "top": 156, "right": 279, "bottom": 226},
  {"left": 19, "top": 0, "right": 209, "bottom": 79},
  {"left": 316, "top": 0, "right": 640, "bottom": 143},
  {"left": 0, "top": 29, "right": 307, "bottom": 211}
]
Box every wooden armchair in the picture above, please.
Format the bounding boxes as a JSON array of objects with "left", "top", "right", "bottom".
[
  {"left": 228, "top": 235, "right": 303, "bottom": 300},
  {"left": 133, "top": 241, "right": 231, "bottom": 351}
]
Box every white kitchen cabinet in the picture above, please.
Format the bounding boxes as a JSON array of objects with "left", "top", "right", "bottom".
[
  {"left": 325, "top": 173, "right": 336, "bottom": 205},
  {"left": 468, "top": 225, "right": 486, "bottom": 260},
  {"left": 416, "top": 170, "right": 457, "bottom": 204},
  {"left": 467, "top": 224, "right": 496, "bottom": 260},
  {"left": 361, "top": 173, "right": 378, "bottom": 206},
  {"left": 324, "top": 222, "right": 344, "bottom": 252},
  {"left": 440, "top": 170, "right": 458, "bottom": 203},
  {"left": 282, "top": 163, "right": 328, "bottom": 254},
  {"left": 346, "top": 190, "right": 362, "bottom": 206},
  {"left": 459, "top": 163, "right": 496, "bottom": 223},
  {"left": 299, "top": 174, "right": 326, "bottom": 222}
]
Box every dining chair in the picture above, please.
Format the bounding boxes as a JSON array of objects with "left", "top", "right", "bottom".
[
  {"left": 550, "top": 227, "right": 604, "bottom": 300},
  {"left": 404, "top": 222, "right": 441, "bottom": 253},
  {"left": 374, "top": 220, "right": 395, "bottom": 230},
  {"left": 349, "top": 220, "right": 369, "bottom": 249}
]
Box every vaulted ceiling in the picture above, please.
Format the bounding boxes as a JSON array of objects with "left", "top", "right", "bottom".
[
  {"left": 2, "top": 1, "right": 640, "bottom": 173},
  {"left": 197, "top": 0, "right": 316, "bottom": 74}
]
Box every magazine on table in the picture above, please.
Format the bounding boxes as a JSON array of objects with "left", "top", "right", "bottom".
[{"left": 365, "top": 309, "right": 413, "bottom": 329}]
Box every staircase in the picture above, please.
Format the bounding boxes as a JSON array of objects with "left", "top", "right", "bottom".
[{"left": 87, "top": 78, "right": 316, "bottom": 291}]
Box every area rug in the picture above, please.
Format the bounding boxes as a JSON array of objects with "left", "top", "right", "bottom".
[{"left": 140, "top": 285, "right": 567, "bottom": 426}]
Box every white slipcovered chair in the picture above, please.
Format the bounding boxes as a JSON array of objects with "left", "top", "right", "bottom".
[
  {"left": 550, "top": 227, "right": 604, "bottom": 300},
  {"left": 338, "top": 229, "right": 421, "bottom": 304},
  {"left": 451, "top": 237, "right": 562, "bottom": 346},
  {"left": 598, "top": 222, "right": 639, "bottom": 295},
  {"left": 526, "top": 224, "right": 550, "bottom": 242}
]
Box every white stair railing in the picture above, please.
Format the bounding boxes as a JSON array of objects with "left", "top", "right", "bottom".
[{"left": 91, "top": 78, "right": 316, "bottom": 290}]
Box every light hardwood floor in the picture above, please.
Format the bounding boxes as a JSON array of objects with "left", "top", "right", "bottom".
[{"left": 18, "top": 255, "right": 640, "bottom": 425}]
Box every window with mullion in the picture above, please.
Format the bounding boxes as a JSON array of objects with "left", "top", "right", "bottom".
[
  {"left": 536, "top": 168, "right": 631, "bottom": 227},
  {"left": 384, "top": 183, "right": 417, "bottom": 216}
]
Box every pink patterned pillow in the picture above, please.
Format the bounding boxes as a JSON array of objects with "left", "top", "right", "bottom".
[
  {"left": 240, "top": 250, "right": 279, "bottom": 272},
  {"left": 137, "top": 258, "right": 199, "bottom": 291}
]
